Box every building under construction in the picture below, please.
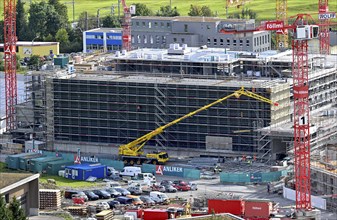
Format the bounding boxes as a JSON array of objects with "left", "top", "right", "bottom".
[{"left": 12, "top": 45, "right": 337, "bottom": 162}]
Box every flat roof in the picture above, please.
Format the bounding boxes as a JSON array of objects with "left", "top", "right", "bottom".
[
  {"left": 66, "top": 163, "right": 106, "bottom": 170},
  {"left": 0, "top": 41, "right": 59, "bottom": 47},
  {"left": 0, "top": 173, "right": 39, "bottom": 192},
  {"left": 85, "top": 28, "right": 122, "bottom": 33},
  {"left": 132, "top": 16, "right": 249, "bottom": 23}
]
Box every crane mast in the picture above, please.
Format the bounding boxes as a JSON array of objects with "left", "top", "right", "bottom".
[
  {"left": 4, "top": 0, "right": 17, "bottom": 131},
  {"left": 121, "top": 0, "right": 131, "bottom": 51},
  {"left": 318, "top": 0, "right": 331, "bottom": 55}
]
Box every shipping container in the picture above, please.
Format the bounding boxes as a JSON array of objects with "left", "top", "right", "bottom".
[
  {"left": 46, "top": 159, "right": 74, "bottom": 175},
  {"left": 208, "top": 199, "right": 245, "bottom": 216},
  {"left": 64, "top": 164, "right": 107, "bottom": 181},
  {"left": 6, "top": 152, "right": 38, "bottom": 170},
  {"left": 143, "top": 209, "right": 169, "bottom": 220},
  {"left": 244, "top": 199, "right": 272, "bottom": 218},
  {"left": 29, "top": 156, "right": 63, "bottom": 173},
  {"left": 19, "top": 153, "right": 44, "bottom": 170}
]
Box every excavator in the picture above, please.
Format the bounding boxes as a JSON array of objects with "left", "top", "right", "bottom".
[{"left": 118, "top": 87, "right": 279, "bottom": 165}]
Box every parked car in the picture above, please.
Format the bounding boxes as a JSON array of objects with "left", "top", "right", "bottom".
[
  {"left": 126, "top": 195, "right": 144, "bottom": 206},
  {"left": 107, "top": 167, "right": 120, "bottom": 176},
  {"left": 160, "top": 180, "right": 173, "bottom": 186},
  {"left": 73, "top": 191, "right": 88, "bottom": 201},
  {"left": 92, "top": 190, "right": 111, "bottom": 199},
  {"left": 175, "top": 182, "right": 191, "bottom": 191},
  {"left": 107, "top": 200, "right": 120, "bottom": 209},
  {"left": 84, "top": 191, "right": 99, "bottom": 201},
  {"left": 189, "top": 182, "right": 198, "bottom": 191},
  {"left": 72, "top": 195, "right": 85, "bottom": 205},
  {"left": 104, "top": 174, "right": 122, "bottom": 181},
  {"left": 172, "top": 180, "right": 184, "bottom": 186},
  {"left": 105, "top": 188, "right": 122, "bottom": 198},
  {"left": 151, "top": 184, "right": 166, "bottom": 192},
  {"left": 139, "top": 196, "right": 156, "bottom": 206},
  {"left": 150, "top": 191, "right": 169, "bottom": 204},
  {"left": 96, "top": 201, "right": 110, "bottom": 210},
  {"left": 115, "top": 196, "right": 133, "bottom": 205},
  {"left": 164, "top": 184, "right": 177, "bottom": 193},
  {"left": 114, "top": 187, "right": 131, "bottom": 196},
  {"left": 106, "top": 181, "right": 121, "bottom": 188},
  {"left": 64, "top": 190, "right": 79, "bottom": 199},
  {"left": 127, "top": 186, "right": 143, "bottom": 195}
]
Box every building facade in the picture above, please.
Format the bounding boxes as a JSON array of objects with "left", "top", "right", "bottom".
[
  {"left": 131, "top": 16, "right": 271, "bottom": 52},
  {"left": 83, "top": 28, "right": 122, "bottom": 53},
  {"left": 0, "top": 41, "right": 59, "bottom": 58}
]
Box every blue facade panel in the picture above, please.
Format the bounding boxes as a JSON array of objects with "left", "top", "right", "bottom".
[
  {"left": 106, "top": 40, "right": 122, "bottom": 45},
  {"left": 86, "top": 39, "right": 104, "bottom": 45},
  {"left": 65, "top": 164, "right": 107, "bottom": 181}
]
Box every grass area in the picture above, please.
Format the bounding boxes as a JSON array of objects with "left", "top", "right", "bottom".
[
  {"left": 0, "top": 162, "right": 8, "bottom": 172},
  {"left": 39, "top": 174, "right": 101, "bottom": 188},
  {"left": 56, "top": 0, "right": 337, "bottom": 21}
]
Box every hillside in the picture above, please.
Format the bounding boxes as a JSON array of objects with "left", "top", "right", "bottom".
[{"left": 55, "top": 0, "right": 337, "bottom": 21}]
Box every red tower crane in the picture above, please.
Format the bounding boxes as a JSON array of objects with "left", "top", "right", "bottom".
[
  {"left": 121, "top": 0, "right": 131, "bottom": 51},
  {"left": 3, "top": 0, "right": 17, "bottom": 131},
  {"left": 318, "top": 0, "right": 333, "bottom": 55}
]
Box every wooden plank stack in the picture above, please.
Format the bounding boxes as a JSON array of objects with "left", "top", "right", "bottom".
[
  {"left": 66, "top": 206, "right": 87, "bottom": 216},
  {"left": 39, "top": 189, "right": 61, "bottom": 210},
  {"left": 96, "top": 210, "right": 114, "bottom": 220}
]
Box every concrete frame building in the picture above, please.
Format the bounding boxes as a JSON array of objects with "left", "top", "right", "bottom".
[
  {"left": 0, "top": 173, "right": 39, "bottom": 216},
  {"left": 83, "top": 28, "right": 122, "bottom": 53},
  {"left": 131, "top": 16, "right": 271, "bottom": 52}
]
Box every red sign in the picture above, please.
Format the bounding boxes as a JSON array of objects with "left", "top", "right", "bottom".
[
  {"left": 74, "top": 155, "right": 81, "bottom": 164},
  {"left": 265, "top": 21, "right": 284, "bottom": 31},
  {"left": 156, "top": 165, "right": 163, "bottom": 175}
]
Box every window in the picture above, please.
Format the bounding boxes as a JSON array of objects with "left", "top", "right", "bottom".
[
  {"left": 262, "top": 36, "right": 265, "bottom": 44},
  {"left": 150, "top": 35, "right": 153, "bottom": 44},
  {"left": 246, "top": 39, "right": 250, "bottom": 46},
  {"left": 137, "top": 35, "right": 141, "bottom": 43},
  {"left": 136, "top": 21, "right": 139, "bottom": 26},
  {"left": 220, "top": 39, "right": 224, "bottom": 46},
  {"left": 182, "top": 38, "right": 185, "bottom": 43},
  {"left": 144, "top": 35, "right": 147, "bottom": 44},
  {"left": 161, "top": 22, "right": 164, "bottom": 28},
  {"left": 167, "top": 22, "right": 170, "bottom": 28},
  {"left": 233, "top": 39, "right": 237, "bottom": 46},
  {"left": 156, "top": 35, "right": 160, "bottom": 44},
  {"left": 154, "top": 22, "right": 158, "bottom": 27},
  {"left": 162, "top": 36, "right": 166, "bottom": 43},
  {"left": 254, "top": 38, "right": 256, "bottom": 46},
  {"left": 239, "top": 39, "right": 243, "bottom": 46},
  {"left": 142, "top": 22, "right": 145, "bottom": 27},
  {"left": 184, "top": 24, "right": 188, "bottom": 32},
  {"left": 131, "top": 35, "right": 135, "bottom": 43},
  {"left": 173, "top": 38, "right": 177, "bottom": 42},
  {"left": 207, "top": 25, "right": 210, "bottom": 29},
  {"left": 227, "top": 39, "right": 230, "bottom": 46},
  {"left": 149, "top": 22, "right": 152, "bottom": 28},
  {"left": 213, "top": 38, "right": 217, "bottom": 46},
  {"left": 207, "top": 38, "right": 211, "bottom": 45}
]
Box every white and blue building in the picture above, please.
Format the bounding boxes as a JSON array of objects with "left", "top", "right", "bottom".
[{"left": 83, "top": 28, "right": 122, "bottom": 53}]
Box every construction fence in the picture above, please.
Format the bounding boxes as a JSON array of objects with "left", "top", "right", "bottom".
[
  {"left": 220, "top": 170, "right": 288, "bottom": 184},
  {"left": 142, "top": 164, "right": 200, "bottom": 179}
]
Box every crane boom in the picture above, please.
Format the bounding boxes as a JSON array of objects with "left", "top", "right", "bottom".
[
  {"left": 121, "top": 0, "right": 131, "bottom": 51},
  {"left": 118, "top": 87, "right": 278, "bottom": 165}
]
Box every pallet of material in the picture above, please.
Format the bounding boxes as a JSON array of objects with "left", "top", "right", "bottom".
[
  {"left": 39, "top": 189, "right": 61, "bottom": 210},
  {"left": 96, "top": 210, "right": 114, "bottom": 220},
  {"left": 65, "top": 206, "right": 87, "bottom": 216}
]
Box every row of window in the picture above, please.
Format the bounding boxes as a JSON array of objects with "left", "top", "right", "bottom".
[
  {"left": 254, "top": 35, "right": 269, "bottom": 46},
  {"left": 133, "top": 21, "right": 171, "bottom": 29},
  {"left": 132, "top": 35, "right": 166, "bottom": 44},
  {"left": 86, "top": 34, "right": 122, "bottom": 40},
  {"left": 86, "top": 44, "right": 121, "bottom": 51}
]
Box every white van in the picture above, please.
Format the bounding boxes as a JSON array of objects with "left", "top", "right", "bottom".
[
  {"left": 137, "top": 173, "right": 156, "bottom": 184},
  {"left": 150, "top": 191, "right": 169, "bottom": 204},
  {"left": 120, "top": 166, "right": 142, "bottom": 177}
]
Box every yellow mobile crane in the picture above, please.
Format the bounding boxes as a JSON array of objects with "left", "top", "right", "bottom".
[{"left": 118, "top": 87, "right": 279, "bottom": 165}]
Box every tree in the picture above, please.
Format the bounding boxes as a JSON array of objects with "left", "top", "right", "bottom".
[
  {"left": 102, "top": 15, "right": 121, "bottom": 28},
  {"left": 55, "top": 28, "right": 69, "bottom": 45},
  {"left": 48, "top": 0, "right": 69, "bottom": 26},
  {"left": 16, "top": 0, "right": 29, "bottom": 40},
  {"left": 156, "top": 5, "right": 180, "bottom": 17},
  {"left": 0, "top": 196, "right": 11, "bottom": 220},
  {"left": 188, "top": 5, "right": 202, "bottom": 16},
  {"left": 132, "top": 3, "right": 153, "bottom": 16},
  {"left": 8, "top": 197, "right": 26, "bottom": 220},
  {"left": 201, "top": 6, "right": 213, "bottom": 17},
  {"left": 77, "top": 11, "right": 98, "bottom": 31}
]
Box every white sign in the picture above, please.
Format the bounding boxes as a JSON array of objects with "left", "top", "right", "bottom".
[
  {"left": 163, "top": 166, "right": 183, "bottom": 173},
  {"left": 299, "top": 115, "right": 308, "bottom": 125},
  {"left": 80, "top": 156, "right": 99, "bottom": 163},
  {"left": 319, "top": 13, "right": 336, "bottom": 20}
]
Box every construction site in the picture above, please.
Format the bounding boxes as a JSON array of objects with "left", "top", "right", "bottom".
[{"left": 0, "top": 0, "right": 337, "bottom": 219}]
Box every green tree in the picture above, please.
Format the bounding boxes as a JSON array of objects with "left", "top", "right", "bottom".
[
  {"left": 8, "top": 197, "right": 26, "bottom": 220},
  {"left": 102, "top": 15, "right": 121, "bottom": 28},
  {"left": 201, "top": 6, "right": 213, "bottom": 17},
  {"left": 16, "top": 0, "right": 29, "bottom": 40},
  {"left": 48, "top": 0, "right": 69, "bottom": 26},
  {"left": 55, "top": 28, "right": 69, "bottom": 44},
  {"left": 156, "top": 5, "right": 180, "bottom": 17},
  {"left": 132, "top": 3, "right": 153, "bottom": 16},
  {"left": 0, "top": 196, "right": 11, "bottom": 220},
  {"left": 77, "top": 11, "right": 97, "bottom": 31},
  {"left": 188, "top": 5, "right": 202, "bottom": 16}
]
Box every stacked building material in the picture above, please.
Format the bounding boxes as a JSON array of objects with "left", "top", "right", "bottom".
[
  {"left": 39, "top": 189, "right": 61, "bottom": 210},
  {"left": 96, "top": 210, "right": 114, "bottom": 220},
  {"left": 65, "top": 206, "right": 87, "bottom": 216}
]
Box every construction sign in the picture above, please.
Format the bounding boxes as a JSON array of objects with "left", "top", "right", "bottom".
[
  {"left": 74, "top": 155, "right": 81, "bottom": 164},
  {"left": 156, "top": 165, "right": 163, "bottom": 175},
  {"left": 156, "top": 165, "right": 183, "bottom": 177}
]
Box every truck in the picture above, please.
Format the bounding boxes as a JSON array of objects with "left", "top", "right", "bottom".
[{"left": 118, "top": 87, "right": 278, "bottom": 165}]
